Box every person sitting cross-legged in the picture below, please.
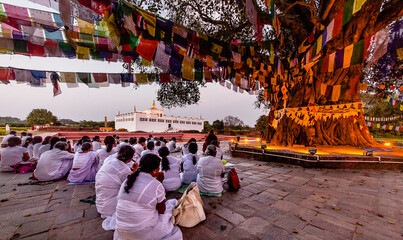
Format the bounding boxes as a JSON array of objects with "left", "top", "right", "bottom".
[
  {"left": 159, "top": 147, "right": 181, "bottom": 192},
  {"left": 114, "top": 154, "right": 182, "bottom": 240},
  {"left": 34, "top": 141, "right": 74, "bottom": 181},
  {"left": 180, "top": 142, "right": 199, "bottom": 184},
  {"left": 196, "top": 145, "right": 225, "bottom": 194},
  {"left": 95, "top": 145, "right": 138, "bottom": 231},
  {"left": 0, "top": 137, "right": 30, "bottom": 172},
  {"left": 68, "top": 142, "right": 98, "bottom": 183}
]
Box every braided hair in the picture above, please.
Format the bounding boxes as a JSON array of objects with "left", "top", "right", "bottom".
[
  {"left": 158, "top": 146, "right": 170, "bottom": 171},
  {"left": 124, "top": 154, "right": 161, "bottom": 193},
  {"left": 188, "top": 142, "right": 198, "bottom": 165}
]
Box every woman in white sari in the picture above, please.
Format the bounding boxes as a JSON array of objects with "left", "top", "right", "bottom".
[
  {"left": 95, "top": 145, "right": 138, "bottom": 231},
  {"left": 158, "top": 147, "right": 181, "bottom": 192},
  {"left": 34, "top": 142, "right": 74, "bottom": 181},
  {"left": 67, "top": 142, "right": 98, "bottom": 183},
  {"left": 114, "top": 154, "right": 182, "bottom": 240}
]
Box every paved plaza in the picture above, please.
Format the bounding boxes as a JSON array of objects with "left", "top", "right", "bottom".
[{"left": 1, "top": 149, "right": 403, "bottom": 240}]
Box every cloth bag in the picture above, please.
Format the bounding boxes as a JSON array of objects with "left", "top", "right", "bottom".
[{"left": 172, "top": 182, "right": 206, "bottom": 228}]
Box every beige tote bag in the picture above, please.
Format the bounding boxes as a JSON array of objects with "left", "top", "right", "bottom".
[{"left": 172, "top": 182, "right": 206, "bottom": 228}]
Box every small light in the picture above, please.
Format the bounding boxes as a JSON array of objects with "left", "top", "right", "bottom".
[
  {"left": 384, "top": 142, "right": 391, "bottom": 147},
  {"left": 256, "top": 138, "right": 261, "bottom": 142},
  {"left": 230, "top": 139, "right": 234, "bottom": 143},
  {"left": 309, "top": 149, "right": 317, "bottom": 155},
  {"left": 363, "top": 150, "right": 373, "bottom": 156},
  {"left": 244, "top": 139, "right": 248, "bottom": 142}
]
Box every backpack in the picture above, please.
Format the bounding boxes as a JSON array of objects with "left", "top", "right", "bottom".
[{"left": 227, "top": 168, "right": 240, "bottom": 192}]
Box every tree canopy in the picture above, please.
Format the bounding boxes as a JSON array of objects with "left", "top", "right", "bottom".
[{"left": 26, "top": 109, "right": 58, "bottom": 126}]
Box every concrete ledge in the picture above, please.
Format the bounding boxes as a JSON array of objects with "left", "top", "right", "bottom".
[{"left": 230, "top": 144, "right": 403, "bottom": 170}]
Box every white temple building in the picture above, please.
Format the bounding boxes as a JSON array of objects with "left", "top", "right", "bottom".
[{"left": 115, "top": 101, "right": 204, "bottom": 132}]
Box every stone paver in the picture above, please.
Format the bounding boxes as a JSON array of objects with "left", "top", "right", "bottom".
[{"left": 1, "top": 144, "right": 403, "bottom": 240}]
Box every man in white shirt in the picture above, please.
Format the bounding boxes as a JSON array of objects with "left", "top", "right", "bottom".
[
  {"left": 1, "top": 131, "right": 17, "bottom": 148},
  {"left": 141, "top": 141, "right": 158, "bottom": 157},
  {"left": 133, "top": 137, "right": 146, "bottom": 160},
  {"left": 167, "top": 137, "right": 181, "bottom": 153}
]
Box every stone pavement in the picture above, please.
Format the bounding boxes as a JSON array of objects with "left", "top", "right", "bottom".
[{"left": 1, "top": 153, "right": 403, "bottom": 239}]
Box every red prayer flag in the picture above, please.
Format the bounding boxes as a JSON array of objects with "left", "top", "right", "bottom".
[
  {"left": 159, "top": 73, "right": 171, "bottom": 83},
  {"left": 123, "top": 55, "right": 133, "bottom": 63},
  {"left": 363, "top": 35, "right": 373, "bottom": 61},
  {"left": 136, "top": 38, "right": 158, "bottom": 62},
  {"left": 321, "top": 55, "right": 329, "bottom": 73},
  {"left": 0, "top": 68, "right": 14, "bottom": 81},
  {"left": 27, "top": 42, "right": 45, "bottom": 57},
  {"left": 333, "top": 8, "right": 344, "bottom": 36},
  {"left": 92, "top": 73, "right": 108, "bottom": 83}
]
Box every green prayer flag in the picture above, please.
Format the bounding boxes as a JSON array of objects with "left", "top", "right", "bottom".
[
  {"left": 79, "top": 33, "right": 95, "bottom": 49},
  {"left": 316, "top": 58, "right": 324, "bottom": 75},
  {"left": 342, "top": 0, "right": 354, "bottom": 26},
  {"left": 13, "top": 40, "right": 27, "bottom": 53},
  {"left": 351, "top": 39, "right": 364, "bottom": 65},
  {"left": 76, "top": 73, "right": 91, "bottom": 84}
]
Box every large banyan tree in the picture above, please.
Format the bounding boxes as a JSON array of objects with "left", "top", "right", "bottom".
[{"left": 108, "top": 0, "right": 402, "bottom": 147}]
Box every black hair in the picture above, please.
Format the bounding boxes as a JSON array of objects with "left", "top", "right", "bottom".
[
  {"left": 81, "top": 142, "right": 92, "bottom": 152},
  {"left": 60, "top": 137, "right": 67, "bottom": 142},
  {"left": 211, "top": 140, "right": 218, "bottom": 146},
  {"left": 138, "top": 137, "right": 146, "bottom": 144},
  {"left": 10, "top": 131, "right": 16, "bottom": 135},
  {"left": 104, "top": 136, "right": 115, "bottom": 153},
  {"left": 124, "top": 154, "right": 161, "bottom": 193},
  {"left": 171, "top": 137, "right": 176, "bottom": 141},
  {"left": 113, "top": 134, "right": 116, "bottom": 138},
  {"left": 158, "top": 147, "right": 170, "bottom": 171},
  {"left": 155, "top": 140, "right": 161, "bottom": 146},
  {"left": 33, "top": 136, "right": 42, "bottom": 145},
  {"left": 21, "top": 132, "right": 27, "bottom": 136},
  {"left": 42, "top": 136, "right": 52, "bottom": 145},
  {"left": 159, "top": 137, "right": 164, "bottom": 141},
  {"left": 93, "top": 136, "right": 100, "bottom": 141},
  {"left": 124, "top": 139, "right": 129, "bottom": 143},
  {"left": 209, "top": 130, "right": 214, "bottom": 135},
  {"left": 82, "top": 138, "right": 91, "bottom": 144},
  {"left": 8, "top": 136, "right": 21, "bottom": 147},
  {"left": 147, "top": 141, "right": 154, "bottom": 150},
  {"left": 23, "top": 137, "right": 33, "bottom": 148},
  {"left": 149, "top": 134, "right": 152, "bottom": 138},
  {"left": 116, "top": 136, "right": 120, "bottom": 139},
  {"left": 117, "top": 145, "right": 135, "bottom": 163},
  {"left": 129, "top": 137, "right": 137, "bottom": 145},
  {"left": 188, "top": 142, "right": 198, "bottom": 165},
  {"left": 54, "top": 141, "right": 67, "bottom": 151},
  {"left": 27, "top": 133, "right": 32, "bottom": 137},
  {"left": 187, "top": 138, "right": 196, "bottom": 144},
  {"left": 50, "top": 137, "right": 60, "bottom": 150}
]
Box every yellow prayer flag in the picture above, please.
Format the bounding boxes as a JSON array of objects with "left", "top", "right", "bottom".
[
  {"left": 76, "top": 18, "right": 95, "bottom": 35},
  {"left": 316, "top": 35, "right": 322, "bottom": 54},
  {"left": 182, "top": 56, "right": 195, "bottom": 81},
  {"left": 331, "top": 85, "right": 341, "bottom": 102},
  {"left": 206, "top": 55, "right": 213, "bottom": 67},
  {"left": 321, "top": 83, "right": 327, "bottom": 96},
  {"left": 343, "top": 44, "right": 354, "bottom": 68},
  {"left": 397, "top": 48, "right": 403, "bottom": 60},
  {"left": 141, "top": 12, "right": 156, "bottom": 37},
  {"left": 353, "top": 0, "right": 367, "bottom": 14},
  {"left": 211, "top": 43, "right": 223, "bottom": 54},
  {"left": 142, "top": 58, "right": 152, "bottom": 66}
]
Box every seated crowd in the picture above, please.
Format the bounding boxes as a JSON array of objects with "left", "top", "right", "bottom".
[{"left": 0, "top": 132, "right": 227, "bottom": 239}]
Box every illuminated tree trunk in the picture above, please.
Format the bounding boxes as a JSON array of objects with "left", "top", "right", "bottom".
[{"left": 266, "top": 0, "right": 402, "bottom": 147}]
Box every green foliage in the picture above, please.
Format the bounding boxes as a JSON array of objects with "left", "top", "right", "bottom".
[
  {"left": 212, "top": 120, "right": 224, "bottom": 130},
  {"left": 157, "top": 82, "right": 202, "bottom": 109},
  {"left": 26, "top": 109, "right": 58, "bottom": 126},
  {"left": 0, "top": 116, "right": 25, "bottom": 125},
  {"left": 203, "top": 121, "right": 212, "bottom": 131},
  {"left": 223, "top": 115, "right": 244, "bottom": 131},
  {"left": 255, "top": 115, "right": 270, "bottom": 133}
]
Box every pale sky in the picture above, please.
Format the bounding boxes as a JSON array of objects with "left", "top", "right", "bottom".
[{"left": 0, "top": 0, "right": 264, "bottom": 126}]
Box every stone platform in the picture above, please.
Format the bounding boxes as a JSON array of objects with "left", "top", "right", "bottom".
[
  {"left": 231, "top": 144, "right": 403, "bottom": 170},
  {"left": 1, "top": 152, "right": 403, "bottom": 240}
]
